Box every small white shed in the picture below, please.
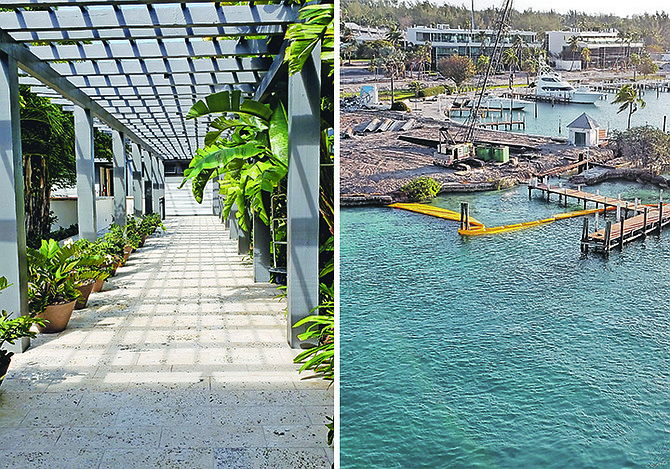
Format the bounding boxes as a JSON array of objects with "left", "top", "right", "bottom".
[{"left": 567, "top": 112, "right": 605, "bottom": 147}]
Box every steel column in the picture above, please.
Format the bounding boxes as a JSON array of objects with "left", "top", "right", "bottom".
[
  {"left": 75, "top": 105, "right": 97, "bottom": 241},
  {"left": 286, "top": 44, "right": 321, "bottom": 348},
  {"left": 132, "top": 142, "right": 142, "bottom": 217},
  {"left": 0, "top": 52, "right": 29, "bottom": 352},
  {"left": 112, "top": 130, "right": 126, "bottom": 227}
]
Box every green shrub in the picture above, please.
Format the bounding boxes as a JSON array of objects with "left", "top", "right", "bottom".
[
  {"left": 400, "top": 176, "right": 441, "bottom": 202},
  {"left": 418, "top": 85, "right": 446, "bottom": 97},
  {"left": 391, "top": 100, "right": 410, "bottom": 112}
]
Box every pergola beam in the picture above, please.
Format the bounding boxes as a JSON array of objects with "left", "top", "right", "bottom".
[
  {"left": 0, "top": 29, "right": 155, "bottom": 154},
  {"left": 0, "top": 4, "right": 299, "bottom": 32}
]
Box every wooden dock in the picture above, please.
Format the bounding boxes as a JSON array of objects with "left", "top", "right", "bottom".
[
  {"left": 582, "top": 204, "right": 670, "bottom": 252},
  {"left": 528, "top": 181, "right": 641, "bottom": 214},
  {"left": 528, "top": 181, "right": 670, "bottom": 252},
  {"left": 477, "top": 119, "right": 526, "bottom": 130}
]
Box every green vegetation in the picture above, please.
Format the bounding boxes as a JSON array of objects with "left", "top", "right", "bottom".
[
  {"left": 400, "top": 176, "right": 441, "bottom": 202},
  {"left": 610, "top": 126, "right": 670, "bottom": 174},
  {"left": 0, "top": 277, "right": 46, "bottom": 377},
  {"left": 437, "top": 55, "right": 475, "bottom": 89},
  {"left": 613, "top": 84, "right": 646, "bottom": 129},
  {"left": 418, "top": 85, "right": 448, "bottom": 97}
]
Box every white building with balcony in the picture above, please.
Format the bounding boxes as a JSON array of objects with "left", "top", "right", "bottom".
[
  {"left": 546, "top": 29, "right": 643, "bottom": 70},
  {"left": 406, "top": 24, "right": 538, "bottom": 63}
]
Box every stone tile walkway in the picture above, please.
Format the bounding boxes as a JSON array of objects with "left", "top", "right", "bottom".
[{"left": 0, "top": 216, "right": 333, "bottom": 469}]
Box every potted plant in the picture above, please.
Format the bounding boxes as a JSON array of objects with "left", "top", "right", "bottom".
[
  {"left": 72, "top": 239, "right": 110, "bottom": 308},
  {"left": 97, "top": 227, "right": 126, "bottom": 271},
  {"left": 27, "top": 239, "right": 83, "bottom": 333},
  {"left": 0, "top": 276, "right": 46, "bottom": 384}
]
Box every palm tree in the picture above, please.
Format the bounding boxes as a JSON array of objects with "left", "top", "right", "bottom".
[
  {"left": 630, "top": 53, "right": 640, "bottom": 81},
  {"left": 385, "top": 27, "right": 403, "bottom": 48},
  {"left": 567, "top": 35, "right": 581, "bottom": 70},
  {"left": 581, "top": 47, "right": 591, "bottom": 69},
  {"left": 475, "top": 30, "right": 488, "bottom": 56},
  {"left": 613, "top": 84, "right": 646, "bottom": 129},
  {"left": 502, "top": 48, "right": 519, "bottom": 72},
  {"left": 19, "top": 87, "right": 76, "bottom": 247}
]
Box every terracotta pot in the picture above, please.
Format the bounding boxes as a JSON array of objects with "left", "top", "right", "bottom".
[
  {"left": 37, "top": 300, "right": 76, "bottom": 333},
  {"left": 123, "top": 245, "right": 132, "bottom": 261},
  {"left": 0, "top": 355, "right": 10, "bottom": 386},
  {"left": 91, "top": 277, "right": 105, "bottom": 293},
  {"left": 139, "top": 234, "right": 147, "bottom": 247},
  {"left": 75, "top": 281, "right": 95, "bottom": 310},
  {"left": 110, "top": 262, "right": 119, "bottom": 276}
]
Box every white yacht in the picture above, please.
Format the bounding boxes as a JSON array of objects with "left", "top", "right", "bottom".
[
  {"left": 535, "top": 71, "right": 602, "bottom": 104},
  {"left": 479, "top": 94, "right": 534, "bottom": 111}
]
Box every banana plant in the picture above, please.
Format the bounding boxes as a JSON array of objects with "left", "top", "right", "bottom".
[{"left": 180, "top": 91, "right": 288, "bottom": 231}]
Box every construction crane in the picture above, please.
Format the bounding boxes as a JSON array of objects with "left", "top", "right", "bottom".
[{"left": 434, "top": 0, "right": 514, "bottom": 166}]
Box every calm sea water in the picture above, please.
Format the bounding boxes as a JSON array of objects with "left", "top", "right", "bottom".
[
  {"left": 455, "top": 89, "right": 670, "bottom": 138},
  {"left": 340, "top": 180, "right": 670, "bottom": 468}
]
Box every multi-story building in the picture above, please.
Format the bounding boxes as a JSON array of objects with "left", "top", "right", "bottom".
[
  {"left": 546, "top": 30, "right": 643, "bottom": 69},
  {"left": 343, "top": 22, "right": 390, "bottom": 44},
  {"left": 406, "top": 24, "right": 538, "bottom": 63}
]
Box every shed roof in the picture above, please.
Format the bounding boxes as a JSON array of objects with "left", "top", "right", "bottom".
[{"left": 567, "top": 112, "right": 602, "bottom": 130}]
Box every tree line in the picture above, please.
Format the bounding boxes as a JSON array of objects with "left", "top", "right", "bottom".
[{"left": 342, "top": 0, "right": 670, "bottom": 52}]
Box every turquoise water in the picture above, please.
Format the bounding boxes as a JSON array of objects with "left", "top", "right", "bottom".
[
  {"left": 340, "top": 181, "right": 670, "bottom": 468},
  {"left": 457, "top": 91, "right": 670, "bottom": 138}
]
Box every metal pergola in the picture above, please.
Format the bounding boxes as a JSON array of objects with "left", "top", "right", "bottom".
[{"left": 0, "top": 0, "right": 322, "bottom": 348}]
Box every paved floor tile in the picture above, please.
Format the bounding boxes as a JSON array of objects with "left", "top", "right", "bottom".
[{"left": 0, "top": 216, "right": 331, "bottom": 468}]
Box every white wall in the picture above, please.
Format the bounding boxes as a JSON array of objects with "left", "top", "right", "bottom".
[
  {"left": 555, "top": 60, "right": 581, "bottom": 71},
  {"left": 51, "top": 196, "right": 134, "bottom": 231},
  {"left": 164, "top": 176, "right": 214, "bottom": 216}
]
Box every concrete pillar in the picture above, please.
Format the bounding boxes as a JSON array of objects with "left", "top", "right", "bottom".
[
  {"left": 112, "top": 130, "right": 126, "bottom": 227},
  {"left": 253, "top": 213, "right": 272, "bottom": 283},
  {"left": 152, "top": 155, "right": 160, "bottom": 216},
  {"left": 0, "top": 52, "right": 29, "bottom": 353},
  {"left": 158, "top": 159, "right": 165, "bottom": 219},
  {"left": 286, "top": 44, "right": 321, "bottom": 348},
  {"left": 131, "top": 143, "right": 142, "bottom": 217},
  {"left": 74, "top": 105, "right": 97, "bottom": 241},
  {"left": 142, "top": 149, "right": 153, "bottom": 214}
]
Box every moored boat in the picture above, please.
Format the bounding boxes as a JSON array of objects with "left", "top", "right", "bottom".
[{"left": 535, "top": 70, "right": 602, "bottom": 104}]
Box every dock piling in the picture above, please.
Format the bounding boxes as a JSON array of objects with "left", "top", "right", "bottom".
[
  {"left": 604, "top": 221, "right": 612, "bottom": 253},
  {"left": 581, "top": 218, "right": 590, "bottom": 253},
  {"left": 619, "top": 217, "right": 625, "bottom": 250}
]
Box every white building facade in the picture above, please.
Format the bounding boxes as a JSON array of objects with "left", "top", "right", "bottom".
[
  {"left": 406, "top": 24, "right": 538, "bottom": 63},
  {"left": 546, "top": 30, "right": 643, "bottom": 69}
]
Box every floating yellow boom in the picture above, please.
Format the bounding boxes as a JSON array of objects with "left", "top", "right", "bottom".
[
  {"left": 389, "top": 203, "right": 484, "bottom": 227},
  {"left": 459, "top": 207, "right": 616, "bottom": 236},
  {"left": 389, "top": 202, "right": 615, "bottom": 236}
]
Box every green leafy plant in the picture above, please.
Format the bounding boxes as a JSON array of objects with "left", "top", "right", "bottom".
[
  {"left": 26, "top": 239, "right": 83, "bottom": 314},
  {"left": 180, "top": 91, "right": 288, "bottom": 232},
  {"left": 0, "top": 277, "right": 46, "bottom": 378},
  {"left": 400, "top": 176, "right": 441, "bottom": 202}
]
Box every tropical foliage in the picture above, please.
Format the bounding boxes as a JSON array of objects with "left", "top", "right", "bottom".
[
  {"left": 400, "top": 176, "right": 441, "bottom": 202},
  {"left": 26, "top": 239, "right": 84, "bottom": 314},
  {"left": 181, "top": 1, "right": 335, "bottom": 444},
  {"left": 610, "top": 126, "right": 670, "bottom": 174},
  {"left": 437, "top": 55, "right": 475, "bottom": 89},
  {"left": 19, "top": 86, "right": 113, "bottom": 248},
  {"left": 613, "top": 84, "right": 646, "bottom": 129},
  {"left": 0, "top": 277, "right": 46, "bottom": 367}
]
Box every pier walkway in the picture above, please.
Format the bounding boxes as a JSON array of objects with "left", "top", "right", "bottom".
[
  {"left": 529, "top": 181, "right": 670, "bottom": 252},
  {"left": 0, "top": 216, "right": 332, "bottom": 469}
]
